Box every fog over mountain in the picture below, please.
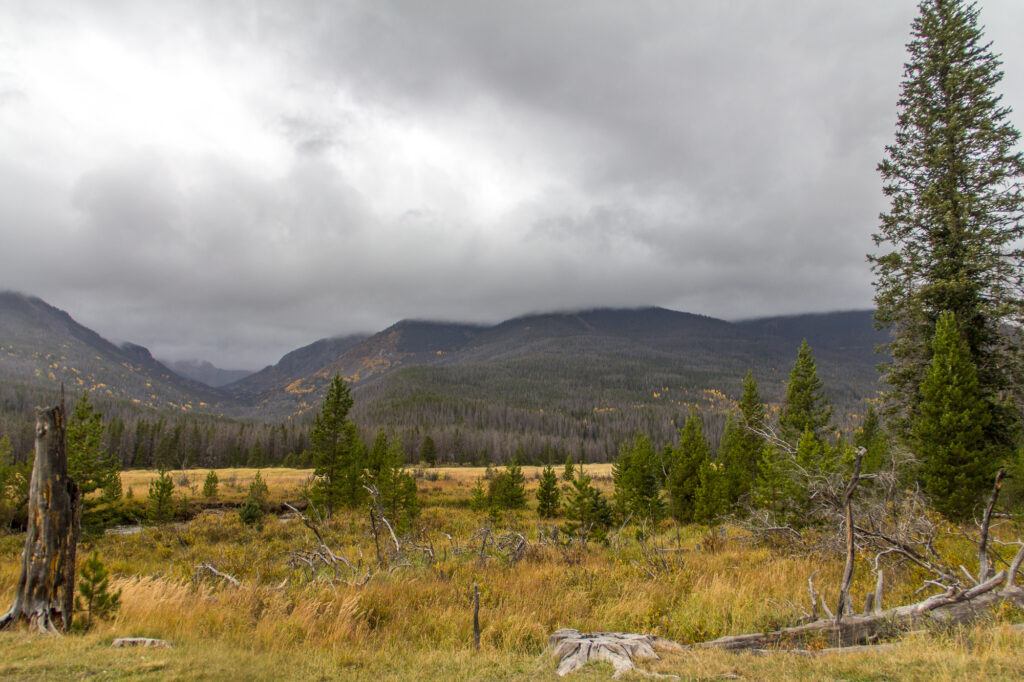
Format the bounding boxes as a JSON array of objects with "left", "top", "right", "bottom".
[{"left": 1, "top": 1, "right": 1022, "bottom": 368}]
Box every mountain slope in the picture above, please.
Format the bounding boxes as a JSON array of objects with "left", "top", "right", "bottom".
[
  {"left": 224, "top": 307, "right": 888, "bottom": 427},
  {"left": 0, "top": 291, "right": 224, "bottom": 410}
]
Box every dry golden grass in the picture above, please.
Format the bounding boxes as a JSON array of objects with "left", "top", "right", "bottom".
[{"left": 3, "top": 467, "right": 1024, "bottom": 679}]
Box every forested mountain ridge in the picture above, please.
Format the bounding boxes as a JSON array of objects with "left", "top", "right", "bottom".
[
  {"left": 0, "top": 292, "right": 888, "bottom": 463},
  {"left": 223, "top": 307, "right": 889, "bottom": 462}
]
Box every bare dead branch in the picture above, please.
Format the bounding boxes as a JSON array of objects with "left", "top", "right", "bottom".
[
  {"left": 194, "top": 563, "right": 241, "bottom": 588},
  {"left": 836, "top": 448, "right": 865, "bottom": 623},
  {"left": 978, "top": 469, "right": 1005, "bottom": 583}
]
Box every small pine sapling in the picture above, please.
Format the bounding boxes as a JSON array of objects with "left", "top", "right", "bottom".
[
  {"left": 147, "top": 469, "right": 175, "bottom": 524},
  {"left": 76, "top": 552, "right": 121, "bottom": 630},
  {"left": 203, "top": 469, "right": 219, "bottom": 498},
  {"left": 536, "top": 465, "right": 561, "bottom": 518}
]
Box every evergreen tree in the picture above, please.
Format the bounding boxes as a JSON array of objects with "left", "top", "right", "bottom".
[
  {"left": 310, "top": 375, "right": 365, "bottom": 515},
  {"left": 562, "top": 469, "right": 613, "bottom": 543},
  {"left": 752, "top": 443, "right": 791, "bottom": 518},
  {"left": 239, "top": 471, "right": 269, "bottom": 527},
  {"left": 913, "top": 311, "right": 998, "bottom": 520},
  {"left": 488, "top": 460, "right": 527, "bottom": 509},
  {"left": 421, "top": 435, "right": 437, "bottom": 467},
  {"left": 247, "top": 441, "right": 266, "bottom": 468},
  {"left": 563, "top": 454, "right": 576, "bottom": 482},
  {"left": 202, "top": 470, "right": 219, "bottom": 498},
  {"left": 535, "top": 464, "right": 561, "bottom": 518},
  {"left": 720, "top": 373, "right": 767, "bottom": 506},
  {"left": 147, "top": 469, "right": 175, "bottom": 523},
  {"left": 75, "top": 552, "right": 121, "bottom": 629},
  {"left": 101, "top": 467, "right": 122, "bottom": 502},
  {"left": 871, "top": 0, "right": 1024, "bottom": 442},
  {"left": 693, "top": 459, "right": 727, "bottom": 526},
  {"left": 778, "top": 340, "right": 833, "bottom": 444},
  {"left": 612, "top": 433, "right": 665, "bottom": 522},
  {"left": 0, "top": 435, "right": 30, "bottom": 531},
  {"left": 366, "top": 431, "right": 419, "bottom": 531},
  {"left": 470, "top": 478, "right": 488, "bottom": 512},
  {"left": 853, "top": 405, "right": 890, "bottom": 474},
  {"left": 667, "top": 407, "right": 712, "bottom": 523},
  {"left": 248, "top": 470, "right": 270, "bottom": 508},
  {"left": 67, "top": 391, "right": 118, "bottom": 496}
]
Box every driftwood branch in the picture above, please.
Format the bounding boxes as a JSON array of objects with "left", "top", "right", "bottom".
[{"left": 194, "top": 562, "right": 241, "bottom": 588}]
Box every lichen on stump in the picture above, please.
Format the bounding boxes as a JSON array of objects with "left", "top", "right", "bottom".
[{"left": 0, "top": 404, "right": 81, "bottom": 634}]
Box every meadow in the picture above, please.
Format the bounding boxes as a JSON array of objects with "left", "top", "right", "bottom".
[{"left": 3, "top": 466, "right": 1024, "bottom": 680}]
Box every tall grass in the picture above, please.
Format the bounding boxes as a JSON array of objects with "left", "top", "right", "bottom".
[{"left": 3, "top": 465, "right": 1024, "bottom": 679}]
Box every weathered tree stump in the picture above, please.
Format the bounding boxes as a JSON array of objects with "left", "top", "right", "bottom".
[
  {"left": 0, "top": 404, "right": 81, "bottom": 634},
  {"left": 549, "top": 628, "right": 683, "bottom": 678}
]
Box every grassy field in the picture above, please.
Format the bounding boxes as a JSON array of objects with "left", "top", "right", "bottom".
[{"left": 3, "top": 466, "right": 1024, "bottom": 680}]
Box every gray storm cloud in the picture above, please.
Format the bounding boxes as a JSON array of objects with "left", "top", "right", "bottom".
[{"left": 1, "top": 1, "right": 1022, "bottom": 369}]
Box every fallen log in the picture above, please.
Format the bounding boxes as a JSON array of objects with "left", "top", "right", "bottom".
[{"left": 697, "top": 579, "right": 1024, "bottom": 651}]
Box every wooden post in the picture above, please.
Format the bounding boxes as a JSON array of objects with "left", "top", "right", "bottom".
[
  {"left": 473, "top": 583, "right": 481, "bottom": 650},
  {"left": 0, "top": 403, "right": 81, "bottom": 633}
]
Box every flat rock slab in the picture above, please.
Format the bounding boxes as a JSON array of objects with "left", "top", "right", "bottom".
[
  {"left": 549, "top": 628, "right": 683, "bottom": 678},
  {"left": 112, "top": 637, "right": 172, "bottom": 648}
]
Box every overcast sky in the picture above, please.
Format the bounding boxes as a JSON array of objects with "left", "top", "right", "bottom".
[{"left": 2, "top": 1, "right": 1023, "bottom": 369}]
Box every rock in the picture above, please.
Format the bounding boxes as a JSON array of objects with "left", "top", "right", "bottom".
[{"left": 111, "top": 637, "right": 172, "bottom": 648}]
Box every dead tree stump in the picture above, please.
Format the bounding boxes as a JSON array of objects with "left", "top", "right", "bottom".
[
  {"left": 0, "top": 404, "right": 81, "bottom": 634},
  {"left": 549, "top": 629, "right": 683, "bottom": 677}
]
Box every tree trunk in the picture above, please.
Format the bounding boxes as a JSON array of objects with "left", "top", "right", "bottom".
[{"left": 0, "top": 404, "right": 81, "bottom": 634}]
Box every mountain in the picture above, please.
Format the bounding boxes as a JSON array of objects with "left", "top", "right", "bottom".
[
  {"left": 165, "top": 359, "right": 253, "bottom": 388},
  {"left": 0, "top": 293, "right": 890, "bottom": 461},
  {"left": 0, "top": 291, "right": 223, "bottom": 410},
  {"left": 225, "top": 333, "right": 368, "bottom": 405},
  {"left": 225, "top": 307, "right": 888, "bottom": 435}
]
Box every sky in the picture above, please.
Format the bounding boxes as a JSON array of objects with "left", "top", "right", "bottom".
[{"left": 2, "top": 1, "right": 1023, "bottom": 370}]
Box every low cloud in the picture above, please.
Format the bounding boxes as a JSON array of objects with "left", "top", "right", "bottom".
[{"left": 1, "top": 1, "right": 1021, "bottom": 368}]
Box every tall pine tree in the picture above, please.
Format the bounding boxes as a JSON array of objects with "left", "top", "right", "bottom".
[
  {"left": 310, "top": 375, "right": 365, "bottom": 515},
  {"left": 871, "top": 0, "right": 1024, "bottom": 443}
]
